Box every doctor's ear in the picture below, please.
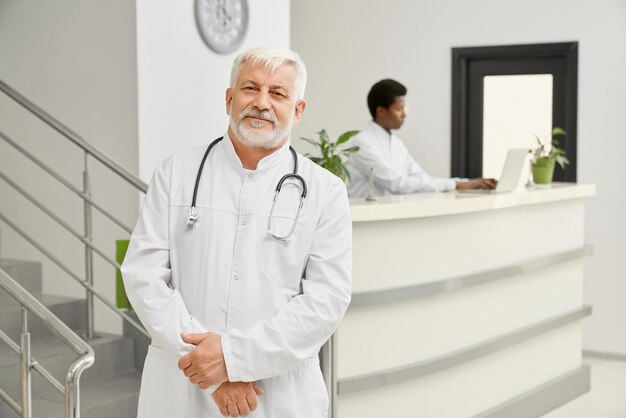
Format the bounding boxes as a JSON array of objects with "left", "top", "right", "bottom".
[
  {"left": 225, "top": 88, "right": 233, "bottom": 115},
  {"left": 293, "top": 99, "right": 307, "bottom": 124}
]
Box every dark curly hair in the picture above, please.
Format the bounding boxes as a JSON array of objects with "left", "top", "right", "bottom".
[{"left": 367, "top": 79, "right": 407, "bottom": 119}]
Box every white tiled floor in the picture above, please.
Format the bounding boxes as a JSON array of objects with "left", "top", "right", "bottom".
[{"left": 542, "top": 357, "right": 626, "bottom": 418}]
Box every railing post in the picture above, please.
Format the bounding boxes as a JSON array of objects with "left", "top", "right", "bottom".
[
  {"left": 320, "top": 333, "right": 338, "bottom": 418},
  {"left": 20, "top": 308, "right": 32, "bottom": 418},
  {"left": 66, "top": 357, "right": 89, "bottom": 418},
  {"left": 83, "top": 152, "right": 95, "bottom": 339}
]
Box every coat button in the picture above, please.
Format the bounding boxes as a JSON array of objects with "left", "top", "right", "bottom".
[{"left": 234, "top": 275, "right": 239, "bottom": 280}]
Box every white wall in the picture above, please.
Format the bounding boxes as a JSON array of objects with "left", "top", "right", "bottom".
[
  {"left": 0, "top": 0, "right": 290, "bottom": 335},
  {"left": 292, "top": 0, "right": 626, "bottom": 355},
  {"left": 0, "top": 0, "right": 139, "bottom": 334},
  {"left": 136, "top": 0, "right": 290, "bottom": 181}
]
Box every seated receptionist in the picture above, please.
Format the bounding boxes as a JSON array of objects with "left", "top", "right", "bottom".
[{"left": 347, "top": 79, "right": 496, "bottom": 198}]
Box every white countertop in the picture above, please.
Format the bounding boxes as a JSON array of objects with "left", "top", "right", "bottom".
[{"left": 349, "top": 183, "right": 596, "bottom": 222}]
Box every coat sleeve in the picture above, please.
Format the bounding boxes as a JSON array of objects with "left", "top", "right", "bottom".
[
  {"left": 121, "top": 157, "right": 209, "bottom": 359},
  {"left": 352, "top": 134, "right": 456, "bottom": 193},
  {"left": 403, "top": 144, "right": 457, "bottom": 192},
  {"left": 220, "top": 179, "right": 353, "bottom": 382}
]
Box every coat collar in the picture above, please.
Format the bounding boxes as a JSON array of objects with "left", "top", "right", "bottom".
[
  {"left": 367, "top": 120, "right": 393, "bottom": 141},
  {"left": 222, "top": 131, "right": 292, "bottom": 174}
]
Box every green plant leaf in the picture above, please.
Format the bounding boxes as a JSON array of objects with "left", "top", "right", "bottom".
[
  {"left": 336, "top": 130, "right": 360, "bottom": 146},
  {"left": 318, "top": 129, "right": 330, "bottom": 144},
  {"left": 300, "top": 137, "right": 321, "bottom": 149},
  {"left": 338, "top": 164, "right": 349, "bottom": 182},
  {"left": 341, "top": 146, "right": 360, "bottom": 154},
  {"left": 552, "top": 127, "right": 566, "bottom": 136},
  {"left": 556, "top": 155, "right": 570, "bottom": 170},
  {"left": 302, "top": 128, "right": 361, "bottom": 183}
]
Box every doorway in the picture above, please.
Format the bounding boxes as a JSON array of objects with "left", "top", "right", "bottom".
[{"left": 451, "top": 42, "right": 578, "bottom": 182}]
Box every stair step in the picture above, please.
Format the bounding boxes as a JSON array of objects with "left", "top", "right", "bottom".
[
  {"left": 0, "top": 294, "right": 86, "bottom": 341},
  {"left": 0, "top": 370, "right": 142, "bottom": 418},
  {"left": 0, "top": 259, "right": 42, "bottom": 302},
  {"left": 0, "top": 258, "right": 142, "bottom": 417}
]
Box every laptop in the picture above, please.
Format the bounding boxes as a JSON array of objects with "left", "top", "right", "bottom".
[{"left": 458, "top": 148, "right": 529, "bottom": 194}]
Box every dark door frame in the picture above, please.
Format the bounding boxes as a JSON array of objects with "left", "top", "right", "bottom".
[{"left": 451, "top": 42, "right": 578, "bottom": 181}]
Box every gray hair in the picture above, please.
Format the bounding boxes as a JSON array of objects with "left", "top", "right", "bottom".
[{"left": 230, "top": 46, "right": 307, "bottom": 100}]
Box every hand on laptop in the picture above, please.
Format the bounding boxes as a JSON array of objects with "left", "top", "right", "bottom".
[{"left": 456, "top": 178, "right": 497, "bottom": 190}]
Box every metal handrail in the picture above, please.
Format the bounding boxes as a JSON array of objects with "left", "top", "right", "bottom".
[
  {"left": 0, "top": 79, "right": 152, "bottom": 415},
  {"left": 0, "top": 78, "right": 152, "bottom": 340},
  {"left": 0, "top": 268, "right": 95, "bottom": 418},
  {"left": 0, "top": 79, "right": 148, "bottom": 193},
  {"left": 0, "top": 170, "right": 122, "bottom": 270},
  {"left": 0, "top": 325, "right": 65, "bottom": 394},
  {"left": 0, "top": 129, "right": 134, "bottom": 233},
  {"left": 0, "top": 212, "right": 150, "bottom": 339}
]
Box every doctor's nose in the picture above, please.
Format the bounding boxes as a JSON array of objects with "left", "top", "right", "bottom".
[{"left": 251, "top": 90, "right": 271, "bottom": 111}]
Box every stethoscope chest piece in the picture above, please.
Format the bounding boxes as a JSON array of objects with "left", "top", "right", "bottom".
[{"left": 186, "top": 207, "right": 198, "bottom": 228}]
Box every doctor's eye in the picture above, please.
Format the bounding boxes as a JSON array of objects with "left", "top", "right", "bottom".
[{"left": 271, "top": 91, "right": 287, "bottom": 99}]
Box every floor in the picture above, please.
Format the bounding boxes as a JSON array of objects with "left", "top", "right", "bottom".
[{"left": 542, "top": 357, "right": 626, "bottom": 418}]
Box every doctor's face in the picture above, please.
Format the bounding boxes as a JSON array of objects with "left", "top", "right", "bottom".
[
  {"left": 377, "top": 96, "right": 407, "bottom": 131},
  {"left": 226, "top": 61, "right": 306, "bottom": 149}
]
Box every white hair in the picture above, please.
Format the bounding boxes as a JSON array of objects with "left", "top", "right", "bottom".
[{"left": 230, "top": 46, "right": 307, "bottom": 100}]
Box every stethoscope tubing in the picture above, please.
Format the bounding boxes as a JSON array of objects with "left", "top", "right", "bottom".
[
  {"left": 187, "top": 136, "right": 307, "bottom": 238},
  {"left": 191, "top": 137, "right": 223, "bottom": 209}
]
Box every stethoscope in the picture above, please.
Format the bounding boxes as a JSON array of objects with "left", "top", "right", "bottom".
[{"left": 186, "top": 136, "right": 307, "bottom": 240}]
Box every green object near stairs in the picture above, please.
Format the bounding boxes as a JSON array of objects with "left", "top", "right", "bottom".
[{"left": 116, "top": 239, "right": 132, "bottom": 310}]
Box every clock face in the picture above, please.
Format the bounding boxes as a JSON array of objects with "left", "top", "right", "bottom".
[{"left": 195, "top": 0, "right": 249, "bottom": 54}]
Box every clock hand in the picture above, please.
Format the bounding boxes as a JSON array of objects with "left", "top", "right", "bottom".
[
  {"left": 213, "top": 1, "right": 231, "bottom": 29},
  {"left": 219, "top": 4, "right": 233, "bottom": 25}
]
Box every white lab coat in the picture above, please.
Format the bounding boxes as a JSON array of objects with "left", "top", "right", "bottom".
[
  {"left": 347, "top": 121, "right": 458, "bottom": 198},
  {"left": 121, "top": 134, "right": 352, "bottom": 418}
]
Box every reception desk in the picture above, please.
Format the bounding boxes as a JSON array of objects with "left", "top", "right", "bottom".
[{"left": 321, "top": 183, "right": 595, "bottom": 418}]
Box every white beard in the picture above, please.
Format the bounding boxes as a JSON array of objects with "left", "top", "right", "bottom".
[{"left": 230, "top": 107, "right": 294, "bottom": 149}]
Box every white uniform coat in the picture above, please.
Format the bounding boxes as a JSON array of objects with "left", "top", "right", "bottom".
[
  {"left": 121, "top": 134, "right": 352, "bottom": 417},
  {"left": 347, "top": 121, "right": 458, "bottom": 198}
]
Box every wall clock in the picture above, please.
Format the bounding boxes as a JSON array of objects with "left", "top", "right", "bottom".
[{"left": 195, "top": 0, "right": 249, "bottom": 54}]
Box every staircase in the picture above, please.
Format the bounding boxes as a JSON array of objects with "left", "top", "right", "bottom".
[
  {"left": 0, "top": 259, "right": 147, "bottom": 418},
  {"left": 0, "top": 78, "right": 151, "bottom": 417}
]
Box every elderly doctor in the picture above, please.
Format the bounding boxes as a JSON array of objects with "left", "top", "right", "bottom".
[{"left": 121, "top": 46, "right": 352, "bottom": 418}]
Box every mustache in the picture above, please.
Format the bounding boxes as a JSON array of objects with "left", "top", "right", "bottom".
[{"left": 240, "top": 108, "right": 277, "bottom": 124}]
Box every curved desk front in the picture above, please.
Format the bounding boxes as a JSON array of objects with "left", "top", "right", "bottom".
[{"left": 321, "top": 183, "right": 595, "bottom": 418}]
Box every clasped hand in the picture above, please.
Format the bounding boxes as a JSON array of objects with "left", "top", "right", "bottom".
[
  {"left": 178, "top": 332, "right": 263, "bottom": 417},
  {"left": 213, "top": 381, "right": 264, "bottom": 417}
]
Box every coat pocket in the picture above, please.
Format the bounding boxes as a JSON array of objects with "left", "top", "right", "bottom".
[{"left": 255, "top": 214, "right": 314, "bottom": 290}]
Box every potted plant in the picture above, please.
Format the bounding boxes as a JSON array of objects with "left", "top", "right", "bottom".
[
  {"left": 300, "top": 129, "right": 360, "bottom": 182},
  {"left": 531, "top": 127, "right": 570, "bottom": 186}
]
